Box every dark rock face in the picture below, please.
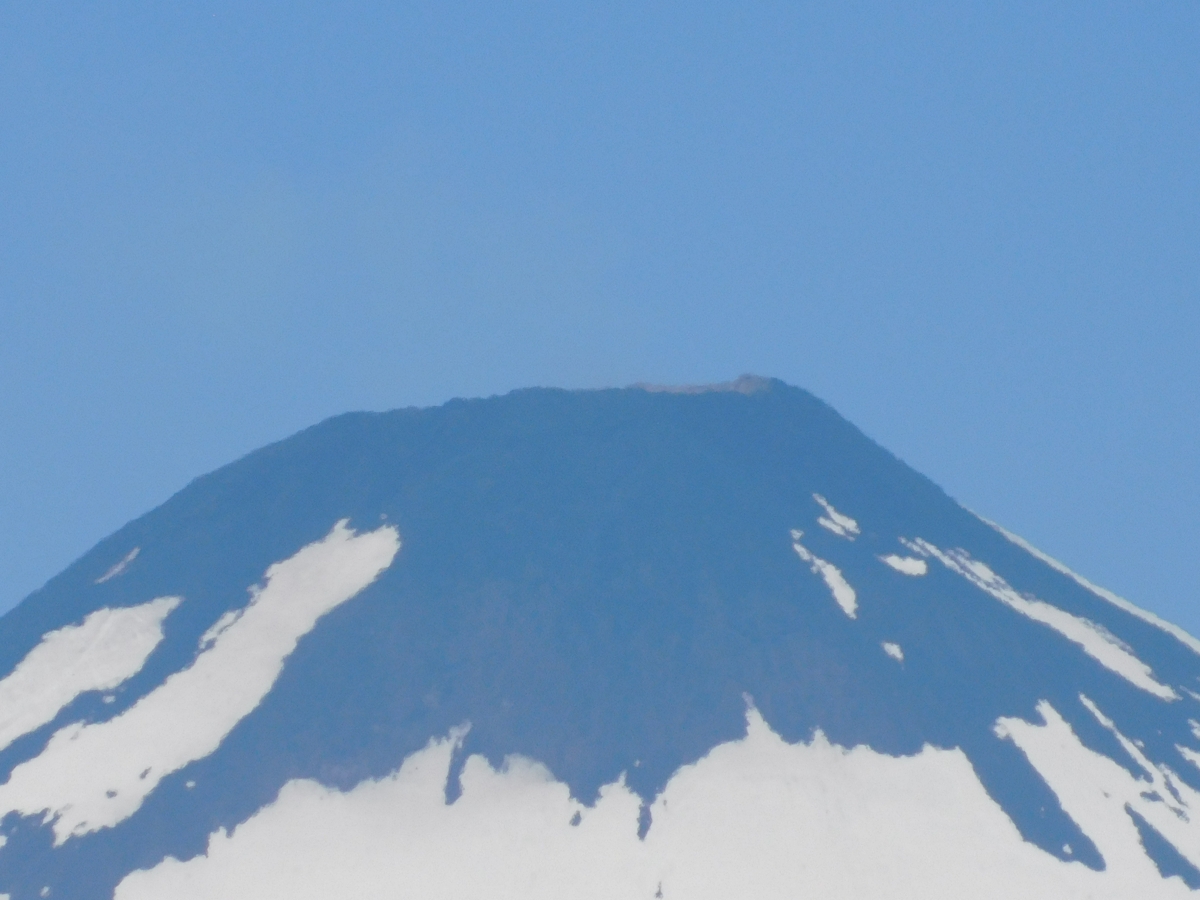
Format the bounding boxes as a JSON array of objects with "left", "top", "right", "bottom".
[{"left": 1, "top": 379, "right": 1198, "bottom": 899}]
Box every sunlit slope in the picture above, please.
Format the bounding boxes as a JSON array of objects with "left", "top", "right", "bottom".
[{"left": 1, "top": 378, "right": 1198, "bottom": 899}]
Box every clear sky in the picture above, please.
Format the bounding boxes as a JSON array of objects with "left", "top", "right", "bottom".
[{"left": 2, "top": 3, "right": 1198, "bottom": 634}]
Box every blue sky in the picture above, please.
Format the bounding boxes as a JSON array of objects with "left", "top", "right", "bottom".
[{"left": 2, "top": 2, "right": 1198, "bottom": 633}]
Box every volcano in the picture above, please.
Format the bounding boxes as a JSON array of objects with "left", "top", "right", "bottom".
[{"left": 1, "top": 376, "right": 1198, "bottom": 899}]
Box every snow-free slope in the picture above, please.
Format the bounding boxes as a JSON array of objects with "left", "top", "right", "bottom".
[{"left": 1, "top": 377, "right": 1198, "bottom": 899}]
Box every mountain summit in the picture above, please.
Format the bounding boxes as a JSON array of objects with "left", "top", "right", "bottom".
[{"left": 1, "top": 379, "right": 1198, "bottom": 899}]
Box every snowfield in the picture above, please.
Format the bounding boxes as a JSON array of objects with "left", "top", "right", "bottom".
[
  {"left": 117, "top": 704, "right": 1199, "bottom": 900},
  {"left": 0, "top": 596, "right": 178, "bottom": 753}
]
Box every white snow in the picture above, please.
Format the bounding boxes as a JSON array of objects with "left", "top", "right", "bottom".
[
  {"left": 116, "top": 705, "right": 1194, "bottom": 900},
  {"left": 814, "top": 494, "right": 860, "bottom": 539},
  {"left": 1177, "top": 744, "right": 1200, "bottom": 774},
  {"left": 0, "top": 596, "right": 179, "bottom": 754},
  {"left": 997, "top": 697, "right": 1200, "bottom": 884},
  {"left": 882, "top": 642, "right": 904, "bottom": 662},
  {"left": 791, "top": 530, "right": 857, "bottom": 618},
  {"left": 118, "top": 725, "right": 656, "bottom": 900},
  {"left": 198, "top": 610, "right": 241, "bottom": 651},
  {"left": 95, "top": 548, "right": 140, "bottom": 584},
  {"left": 0, "top": 520, "right": 400, "bottom": 845},
  {"left": 979, "top": 515, "right": 1200, "bottom": 659},
  {"left": 881, "top": 555, "right": 928, "bottom": 576},
  {"left": 910, "top": 539, "right": 1177, "bottom": 701}
]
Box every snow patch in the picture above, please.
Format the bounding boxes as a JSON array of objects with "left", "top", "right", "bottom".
[
  {"left": 997, "top": 697, "right": 1200, "bottom": 883},
  {"left": 881, "top": 554, "right": 927, "bottom": 576},
  {"left": 882, "top": 642, "right": 904, "bottom": 662},
  {"left": 910, "top": 540, "right": 1176, "bottom": 701},
  {"left": 0, "top": 521, "right": 400, "bottom": 844},
  {"left": 198, "top": 610, "right": 241, "bottom": 651},
  {"left": 813, "top": 494, "right": 860, "bottom": 539},
  {"left": 117, "top": 707, "right": 1194, "bottom": 900},
  {"left": 1177, "top": 745, "right": 1200, "bottom": 774},
  {"left": 980, "top": 516, "right": 1200, "bottom": 660},
  {"left": 791, "top": 530, "right": 857, "bottom": 618},
  {"left": 0, "top": 597, "right": 179, "bottom": 754},
  {"left": 95, "top": 548, "right": 140, "bottom": 584}
]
